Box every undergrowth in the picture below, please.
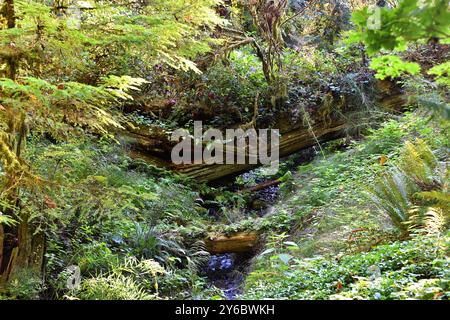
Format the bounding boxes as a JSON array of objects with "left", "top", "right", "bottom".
[{"left": 242, "top": 110, "right": 449, "bottom": 300}]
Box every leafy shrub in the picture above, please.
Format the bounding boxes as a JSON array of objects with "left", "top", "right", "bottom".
[
  {"left": 244, "top": 234, "right": 450, "bottom": 300},
  {"left": 370, "top": 55, "right": 420, "bottom": 80},
  {"left": 72, "top": 241, "right": 120, "bottom": 275},
  {"left": 428, "top": 62, "right": 450, "bottom": 87},
  {"left": 74, "top": 257, "right": 164, "bottom": 300},
  {"left": 194, "top": 48, "right": 267, "bottom": 125},
  {"left": 360, "top": 119, "right": 407, "bottom": 156},
  {"left": 27, "top": 139, "right": 213, "bottom": 298},
  {"left": 5, "top": 269, "right": 44, "bottom": 300},
  {"left": 76, "top": 275, "right": 155, "bottom": 300},
  {"left": 127, "top": 222, "right": 186, "bottom": 263}
]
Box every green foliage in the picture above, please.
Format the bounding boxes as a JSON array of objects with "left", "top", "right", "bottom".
[
  {"left": 348, "top": 0, "right": 450, "bottom": 118},
  {"left": 76, "top": 274, "right": 156, "bottom": 300},
  {"left": 258, "top": 232, "right": 299, "bottom": 267},
  {"left": 24, "top": 138, "right": 214, "bottom": 299},
  {"left": 0, "top": 0, "right": 225, "bottom": 77},
  {"left": 229, "top": 49, "right": 267, "bottom": 89},
  {"left": 193, "top": 48, "right": 267, "bottom": 125},
  {"left": 1, "top": 0, "right": 449, "bottom": 302},
  {"left": 362, "top": 119, "right": 408, "bottom": 155},
  {"left": 428, "top": 62, "right": 450, "bottom": 87},
  {"left": 244, "top": 233, "right": 450, "bottom": 300},
  {"left": 0, "top": 199, "right": 16, "bottom": 226},
  {"left": 5, "top": 269, "right": 44, "bottom": 300},
  {"left": 0, "top": 0, "right": 225, "bottom": 222},
  {"left": 72, "top": 241, "right": 120, "bottom": 275},
  {"left": 127, "top": 222, "right": 186, "bottom": 263},
  {"left": 73, "top": 257, "right": 164, "bottom": 300},
  {"left": 370, "top": 55, "right": 421, "bottom": 80},
  {"left": 368, "top": 139, "right": 449, "bottom": 233},
  {"left": 281, "top": 45, "right": 375, "bottom": 122},
  {"left": 349, "top": 0, "right": 450, "bottom": 55},
  {"left": 369, "top": 167, "right": 415, "bottom": 228},
  {"left": 0, "top": 75, "right": 144, "bottom": 138},
  {"left": 247, "top": 110, "right": 447, "bottom": 262},
  {"left": 283, "top": 47, "right": 342, "bottom": 80}
]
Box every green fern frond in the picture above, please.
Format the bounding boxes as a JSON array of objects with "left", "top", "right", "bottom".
[
  {"left": 186, "top": 240, "right": 210, "bottom": 273},
  {"left": 416, "top": 190, "right": 450, "bottom": 211},
  {"left": 368, "top": 167, "right": 415, "bottom": 230},
  {"left": 398, "top": 139, "right": 438, "bottom": 187},
  {"left": 0, "top": 213, "right": 17, "bottom": 226},
  {"left": 407, "top": 206, "right": 448, "bottom": 236},
  {"left": 368, "top": 139, "right": 448, "bottom": 234}
]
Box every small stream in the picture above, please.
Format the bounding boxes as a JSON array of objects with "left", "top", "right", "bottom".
[
  {"left": 202, "top": 170, "right": 281, "bottom": 299},
  {"left": 201, "top": 147, "right": 318, "bottom": 299},
  {"left": 204, "top": 253, "right": 246, "bottom": 299}
]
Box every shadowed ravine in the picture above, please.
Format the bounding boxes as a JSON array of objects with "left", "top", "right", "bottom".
[{"left": 201, "top": 167, "right": 284, "bottom": 299}]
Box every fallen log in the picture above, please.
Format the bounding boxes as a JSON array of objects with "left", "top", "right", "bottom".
[
  {"left": 119, "top": 80, "right": 407, "bottom": 182},
  {"left": 205, "top": 231, "right": 259, "bottom": 254},
  {"left": 171, "top": 119, "right": 347, "bottom": 181},
  {"left": 238, "top": 179, "right": 281, "bottom": 194},
  {"left": 117, "top": 123, "right": 175, "bottom": 159}
]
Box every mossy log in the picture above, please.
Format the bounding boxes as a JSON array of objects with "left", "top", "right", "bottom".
[
  {"left": 205, "top": 232, "right": 259, "bottom": 254},
  {"left": 172, "top": 119, "right": 347, "bottom": 181},
  {"left": 119, "top": 80, "right": 407, "bottom": 182},
  {"left": 120, "top": 116, "right": 348, "bottom": 181}
]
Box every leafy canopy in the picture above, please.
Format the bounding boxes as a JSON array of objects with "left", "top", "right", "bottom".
[{"left": 349, "top": 0, "right": 450, "bottom": 55}]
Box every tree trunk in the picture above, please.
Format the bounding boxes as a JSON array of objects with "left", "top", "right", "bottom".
[
  {"left": 0, "top": 113, "right": 43, "bottom": 287},
  {"left": 0, "top": 224, "right": 4, "bottom": 275},
  {"left": 2, "top": 0, "right": 17, "bottom": 80},
  {"left": 172, "top": 119, "right": 347, "bottom": 181},
  {"left": 120, "top": 82, "right": 407, "bottom": 182},
  {"left": 238, "top": 179, "right": 281, "bottom": 194},
  {"left": 0, "top": 213, "right": 45, "bottom": 285},
  {"left": 9, "top": 215, "right": 45, "bottom": 280},
  {"left": 0, "top": 0, "right": 44, "bottom": 287}
]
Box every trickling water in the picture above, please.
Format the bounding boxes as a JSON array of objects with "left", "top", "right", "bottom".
[
  {"left": 202, "top": 148, "right": 319, "bottom": 299},
  {"left": 204, "top": 253, "right": 245, "bottom": 300},
  {"left": 207, "top": 253, "right": 234, "bottom": 272},
  {"left": 203, "top": 170, "right": 282, "bottom": 299}
]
